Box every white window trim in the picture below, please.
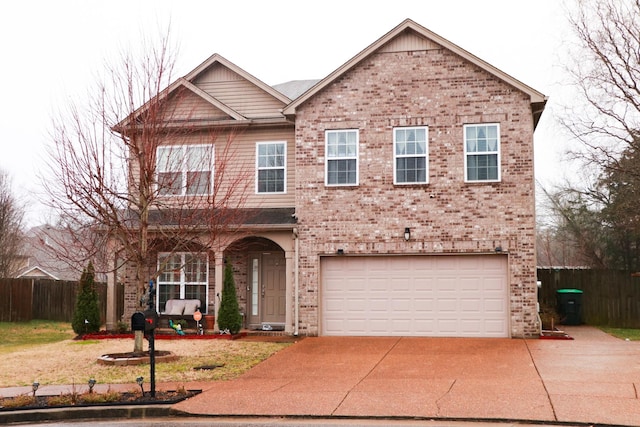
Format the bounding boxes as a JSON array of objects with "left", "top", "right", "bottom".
[
  {"left": 156, "top": 252, "right": 209, "bottom": 313},
  {"left": 156, "top": 144, "right": 214, "bottom": 196},
  {"left": 255, "top": 141, "right": 287, "bottom": 194},
  {"left": 393, "top": 126, "right": 429, "bottom": 185},
  {"left": 463, "top": 123, "right": 501, "bottom": 183},
  {"left": 325, "top": 129, "right": 359, "bottom": 187}
]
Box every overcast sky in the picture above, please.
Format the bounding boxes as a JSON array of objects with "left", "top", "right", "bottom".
[{"left": 1, "top": 0, "right": 571, "bottom": 225}]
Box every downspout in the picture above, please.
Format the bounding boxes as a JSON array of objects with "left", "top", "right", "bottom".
[{"left": 293, "top": 227, "right": 299, "bottom": 336}]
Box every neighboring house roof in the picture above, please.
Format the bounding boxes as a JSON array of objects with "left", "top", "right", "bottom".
[
  {"left": 17, "top": 266, "right": 60, "bottom": 281},
  {"left": 272, "top": 80, "right": 321, "bottom": 100},
  {"left": 15, "top": 225, "right": 105, "bottom": 282},
  {"left": 282, "top": 18, "right": 547, "bottom": 128}
]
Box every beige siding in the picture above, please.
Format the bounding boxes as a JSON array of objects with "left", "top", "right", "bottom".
[
  {"left": 379, "top": 31, "right": 440, "bottom": 53},
  {"left": 145, "top": 126, "right": 295, "bottom": 210},
  {"left": 193, "top": 64, "right": 285, "bottom": 119},
  {"left": 161, "top": 90, "right": 231, "bottom": 121}
]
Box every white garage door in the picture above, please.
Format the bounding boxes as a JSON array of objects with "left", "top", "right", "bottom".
[{"left": 321, "top": 255, "right": 509, "bottom": 337}]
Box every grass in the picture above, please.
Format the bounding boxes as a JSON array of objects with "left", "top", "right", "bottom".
[
  {"left": 599, "top": 327, "right": 640, "bottom": 341},
  {"left": 0, "top": 320, "right": 76, "bottom": 354},
  {"left": 0, "top": 321, "right": 292, "bottom": 388}
]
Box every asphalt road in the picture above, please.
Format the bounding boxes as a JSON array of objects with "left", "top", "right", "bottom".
[{"left": 16, "top": 416, "right": 582, "bottom": 427}]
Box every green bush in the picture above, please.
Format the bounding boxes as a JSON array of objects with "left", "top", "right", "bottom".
[
  {"left": 217, "top": 259, "right": 242, "bottom": 334},
  {"left": 71, "top": 262, "right": 101, "bottom": 335}
]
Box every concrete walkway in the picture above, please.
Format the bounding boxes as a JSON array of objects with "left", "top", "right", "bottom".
[{"left": 172, "top": 327, "right": 640, "bottom": 426}]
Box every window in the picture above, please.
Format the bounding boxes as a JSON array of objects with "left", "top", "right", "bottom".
[
  {"left": 464, "top": 124, "right": 500, "bottom": 182},
  {"left": 394, "top": 126, "right": 428, "bottom": 184},
  {"left": 157, "top": 253, "right": 208, "bottom": 313},
  {"left": 325, "top": 129, "right": 358, "bottom": 186},
  {"left": 157, "top": 145, "right": 213, "bottom": 195},
  {"left": 256, "top": 141, "right": 286, "bottom": 193}
]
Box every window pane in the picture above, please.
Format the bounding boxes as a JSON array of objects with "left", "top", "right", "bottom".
[
  {"left": 158, "top": 284, "right": 181, "bottom": 313},
  {"left": 186, "top": 171, "right": 211, "bottom": 195},
  {"left": 186, "top": 146, "right": 212, "bottom": 171},
  {"left": 467, "top": 154, "right": 498, "bottom": 181},
  {"left": 157, "top": 147, "right": 182, "bottom": 172},
  {"left": 396, "top": 157, "right": 426, "bottom": 183},
  {"left": 158, "top": 172, "right": 182, "bottom": 195},
  {"left": 184, "top": 285, "right": 206, "bottom": 312},
  {"left": 258, "top": 169, "right": 284, "bottom": 192},
  {"left": 327, "top": 159, "right": 356, "bottom": 184},
  {"left": 184, "top": 254, "right": 207, "bottom": 283},
  {"left": 159, "top": 254, "right": 181, "bottom": 282}
]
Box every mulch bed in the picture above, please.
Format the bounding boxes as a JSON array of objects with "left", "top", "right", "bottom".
[
  {"left": 0, "top": 389, "right": 200, "bottom": 411},
  {"left": 79, "top": 331, "right": 245, "bottom": 340}
]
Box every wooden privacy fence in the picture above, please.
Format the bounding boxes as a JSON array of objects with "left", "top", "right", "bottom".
[
  {"left": 537, "top": 268, "right": 640, "bottom": 328},
  {"left": 0, "top": 278, "right": 124, "bottom": 324}
]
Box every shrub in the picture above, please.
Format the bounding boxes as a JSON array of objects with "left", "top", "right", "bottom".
[
  {"left": 71, "top": 262, "right": 101, "bottom": 335},
  {"left": 217, "top": 259, "right": 242, "bottom": 334}
]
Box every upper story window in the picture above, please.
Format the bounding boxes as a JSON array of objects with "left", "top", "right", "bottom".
[
  {"left": 256, "top": 141, "right": 286, "bottom": 193},
  {"left": 156, "top": 145, "right": 213, "bottom": 196},
  {"left": 464, "top": 124, "right": 500, "bottom": 182},
  {"left": 325, "top": 129, "right": 358, "bottom": 186},
  {"left": 394, "top": 126, "right": 428, "bottom": 184}
]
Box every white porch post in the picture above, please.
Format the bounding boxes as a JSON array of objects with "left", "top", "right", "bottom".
[
  {"left": 213, "top": 252, "right": 224, "bottom": 329},
  {"left": 285, "top": 250, "right": 294, "bottom": 334},
  {"left": 105, "top": 247, "right": 118, "bottom": 331}
]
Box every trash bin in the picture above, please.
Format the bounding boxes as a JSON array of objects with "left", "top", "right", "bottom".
[{"left": 556, "top": 289, "right": 583, "bottom": 325}]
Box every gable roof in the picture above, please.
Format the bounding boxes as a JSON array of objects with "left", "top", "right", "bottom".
[
  {"left": 185, "top": 54, "right": 291, "bottom": 105},
  {"left": 283, "top": 19, "right": 547, "bottom": 128},
  {"left": 115, "top": 54, "right": 292, "bottom": 132},
  {"left": 17, "top": 266, "right": 60, "bottom": 281}
]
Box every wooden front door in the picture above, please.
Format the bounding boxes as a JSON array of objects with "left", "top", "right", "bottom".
[{"left": 247, "top": 252, "right": 286, "bottom": 329}]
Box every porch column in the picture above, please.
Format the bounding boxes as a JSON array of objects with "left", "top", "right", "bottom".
[
  {"left": 105, "top": 246, "right": 118, "bottom": 331},
  {"left": 285, "top": 250, "right": 294, "bottom": 334},
  {"left": 213, "top": 252, "right": 224, "bottom": 330}
]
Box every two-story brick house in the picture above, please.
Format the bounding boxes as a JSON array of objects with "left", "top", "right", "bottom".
[{"left": 115, "top": 19, "right": 546, "bottom": 338}]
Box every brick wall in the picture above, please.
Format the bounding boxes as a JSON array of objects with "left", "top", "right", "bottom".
[{"left": 294, "top": 48, "right": 538, "bottom": 337}]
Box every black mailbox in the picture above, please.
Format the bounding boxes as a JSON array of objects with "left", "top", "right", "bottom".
[
  {"left": 143, "top": 309, "right": 159, "bottom": 331},
  {"left": 131, "top": 312, "right": 146, "bottom": 331}
]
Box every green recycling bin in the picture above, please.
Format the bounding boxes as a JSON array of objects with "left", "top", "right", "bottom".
[{"left": 556, "top": 289, "right": 583, "bottom": 325}]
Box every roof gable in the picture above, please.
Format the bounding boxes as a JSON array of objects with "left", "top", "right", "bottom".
[
  {"left": 283, "top": 19, "right": 546, "bottom": 127},
  {"left": 116, "top": 54, "right": 291, "bottom": 131}
]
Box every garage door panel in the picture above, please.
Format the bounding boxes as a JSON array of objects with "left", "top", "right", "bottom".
[{"left": 321, "top": 255, "right": 509, "bottom": 337}]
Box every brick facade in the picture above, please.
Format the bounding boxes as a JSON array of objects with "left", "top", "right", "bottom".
[{"left": 293, "top": 48, "right": 539, "bottom": 337}]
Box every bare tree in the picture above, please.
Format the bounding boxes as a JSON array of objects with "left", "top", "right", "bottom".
[
  {"left": 43, "top": 31, "right": 253, "bottom": 321},
  {"left": 541, "top": 0, "right": 640, "bottom": 269},
  {"left": 0, "top": 171, "right": 24, "bottom": 277},
  {"left": 560, "top": 0, "right": 640, "bottom": 169}
]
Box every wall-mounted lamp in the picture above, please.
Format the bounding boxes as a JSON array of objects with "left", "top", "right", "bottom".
[
  {"left": 404, "top": 227, "right": 411, "bottom": 241},
  {"left": 495, "top": 246, "right": 503, "bottom": 253},
  {"left": 336, "top": 249, "right": 345, "bottom": 255}
]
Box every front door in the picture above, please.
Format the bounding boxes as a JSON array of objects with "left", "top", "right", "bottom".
[{"left": 247, "top": 252, "right": 286, "bottom": 329}]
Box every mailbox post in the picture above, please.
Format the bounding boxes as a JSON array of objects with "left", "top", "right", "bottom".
[{"left": 145, "top": 280, "right": 157, "bottom": 398}]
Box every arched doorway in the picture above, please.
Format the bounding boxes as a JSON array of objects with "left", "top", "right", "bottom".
[{"left": 225, "top": 237, "right": 286, "bottom": 330}]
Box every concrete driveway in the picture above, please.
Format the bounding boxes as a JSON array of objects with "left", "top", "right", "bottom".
[{"left": 173, "top": 326, "right": 640, "bottom": 426}]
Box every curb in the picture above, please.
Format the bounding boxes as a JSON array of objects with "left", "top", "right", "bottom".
[{"left": 0, "top": 404, "right": 172, "bottom": 424}]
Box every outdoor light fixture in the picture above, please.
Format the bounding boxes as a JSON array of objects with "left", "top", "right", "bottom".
[
  {"left": 404, "top": 228, "right": 411, "bottom": 241},
  {"left": 32, "top": 381, "right": 39, "bottom": 397},
  {"left": 337, "top": 248, "right": 345, "bottom": 255},
  {"left": 495, "top": 246, "right": 503, "bottom": 253},
  {"left": 88, "top": 378, "right": 96, "bottom": 393}
]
